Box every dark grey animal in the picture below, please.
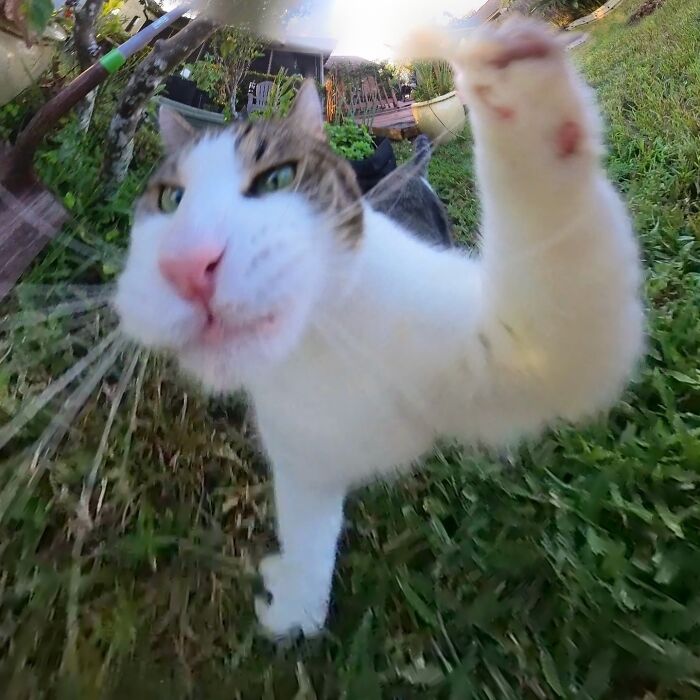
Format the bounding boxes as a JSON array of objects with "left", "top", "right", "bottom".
[{"left": 368, "top": 135, "right": 454, "bottom": 248}]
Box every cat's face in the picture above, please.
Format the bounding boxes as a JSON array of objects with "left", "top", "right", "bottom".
[{"left": 114, "top": 81, "right": 363, "bottom": 391}]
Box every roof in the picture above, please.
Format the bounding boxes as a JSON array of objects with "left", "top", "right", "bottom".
[
  {"left": 448, "top": 0, "right": 503, "bottom": 29},
  {"left": 324, "top": 55, "right": 376, "bottom": 69},
  {"left": 266, "top": 35, "right": 337, "bottom": 57},
  {"left": 475, "top": 0, "right": 503, "bottom": 21}
]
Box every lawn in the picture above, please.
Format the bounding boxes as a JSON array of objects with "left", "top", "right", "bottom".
[{"left": 2, "top": 0, "right": 700, "bottom": 697}]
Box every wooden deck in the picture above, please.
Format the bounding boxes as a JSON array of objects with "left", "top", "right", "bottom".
[
  {"left": 356, "top": 101, "right": 419, "bottom": 141},
  {"left": 0, "top": 166, "right": 67, "bottom": 302}
]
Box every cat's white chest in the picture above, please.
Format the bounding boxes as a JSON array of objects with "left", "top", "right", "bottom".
[
  {"left": 249, "top": 336, "right": 440, "bottom": 486},
  {"left": 247, "top": 215, "right": 485, "bottom": 486}
]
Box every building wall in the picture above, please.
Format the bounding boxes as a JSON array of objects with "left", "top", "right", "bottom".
[
  {"left": 0, "top": 32, "right": 54, "bottom": 107},
  {"left": 250, "top": 49, "right": 322, "bottom": 81}
]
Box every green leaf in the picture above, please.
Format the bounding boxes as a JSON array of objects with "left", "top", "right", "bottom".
[
  {"left": 539, "top": 647, "right": 565, "bottom": 697},
  {"left": 26, "top": 0, "right": 54, "bottom": 33},
  {"left": 579, "top": 649, "right": 614, "bottom": 700},
  {"left": 396, "top": 663, "right": 444, "bottom": 686},
  {"left": 64, "top": 192, "right": 76, "bottom": 210},
  {"left": 654, "top": 501, "right": 685, "bottom": 538},
  {"left": 585, "top": 526, "right": 607, "bottom": 555},
  {"left": 342, "top": 611, "right": 381, "bottom": 700},
  {"left": 396, "top": 575, "right": 438, "bottom": 626},
  {"left": 294, "top": 662, "right": 318, "bottom": 700},
  {"left": 667, "top": 370, "right": 700, "bottom": 385}
]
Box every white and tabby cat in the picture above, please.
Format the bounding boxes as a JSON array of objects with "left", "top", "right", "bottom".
[{"left": 115, "top": 19, "right": 644, "bottom": 638}]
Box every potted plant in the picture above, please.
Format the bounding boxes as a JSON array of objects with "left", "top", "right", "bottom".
[{"left": 410, "top": 60, "right": 466, "bottom": 146}]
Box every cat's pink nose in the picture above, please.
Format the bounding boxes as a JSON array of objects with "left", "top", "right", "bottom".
[{"left": 159, "top": 248, "right": 224, "bottom": 305}]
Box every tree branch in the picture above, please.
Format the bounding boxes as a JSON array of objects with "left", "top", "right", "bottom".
[
  {"left": 138, "top": 0, "right": 166, "bottom": 18},
  {"left": 74, "top": 0, "right": 104, "bottom": 69},
  {"left": 102, "top": 18, "right": 217, "bottom": 186},
  {"left": 73, "top": 0, "right": 105, "bottom": 131}
]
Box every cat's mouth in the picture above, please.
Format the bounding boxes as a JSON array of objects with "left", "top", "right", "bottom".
[{"left": 195, "top": 310, "right": 280, "bottom": 347}]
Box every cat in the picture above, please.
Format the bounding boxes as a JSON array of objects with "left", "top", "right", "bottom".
[
  {"left": 114, "top": 18, "right": 644, "bottom": 638},
  {"left": 369, "top": 134, "right": 454, "bottom": 247}
]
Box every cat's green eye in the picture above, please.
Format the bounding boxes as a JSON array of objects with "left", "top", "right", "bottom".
[
  {"left": 158, "top": 185, "right": 184, "bottom": 214},
  {"left": 249, "top": 163, "right": 297, "bottom": 196}
]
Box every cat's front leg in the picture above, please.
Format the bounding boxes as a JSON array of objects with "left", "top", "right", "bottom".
[
  {"left": 255, "top": 466, "right": 345, "bottom": 638},
  {"left": 442, "top": 18, "right": 643, "bottom": 433},
  {"left": 452, "top": 17, "right": 604, "bottom": 228}
]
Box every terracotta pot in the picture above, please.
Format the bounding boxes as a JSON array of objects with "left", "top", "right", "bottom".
[{"left": 411, "top": 91, "right": 466, "bottom": 145}]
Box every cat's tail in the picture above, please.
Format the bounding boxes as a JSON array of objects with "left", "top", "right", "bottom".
[{"left": 412, "top": 135, "right": 432, "bottom": 176}]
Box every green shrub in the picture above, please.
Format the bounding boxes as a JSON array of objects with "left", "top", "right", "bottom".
[
  {"left": 412, "top": 60, "right": 454, "bottom": 102},
  {"left": 248, "top": 69, "right": 303, "bottom": 121},
  {"left": 324, "top": 120, "right": 375, "bottom": 160},
  {"left": 519, "top": 0, "right": 604, "bottom": 26}
]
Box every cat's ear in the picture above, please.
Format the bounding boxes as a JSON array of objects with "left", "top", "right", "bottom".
[
  {"left": 288, "top": 79, "right": 325, "bottom": 138},
  {"left": 158, "top": 106, "right": 195, "bottom": 151}
]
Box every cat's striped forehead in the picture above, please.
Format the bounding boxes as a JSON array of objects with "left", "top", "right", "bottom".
[{"left": 140, "top": 114, "right": 364, "bottom": 246}]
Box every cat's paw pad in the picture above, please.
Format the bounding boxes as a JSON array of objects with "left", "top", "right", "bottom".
[
  {"left": 255, "top": 554, "right": 328, "bottom": 639},
  {"left": 478, "top": 22, "right": 559, "bottom": 71},
  {"left": 454, "top": 18, "right": 597, "bottom": 160},
  {"left": 454, "top": 19, "right": 564, "bottom": 102}
]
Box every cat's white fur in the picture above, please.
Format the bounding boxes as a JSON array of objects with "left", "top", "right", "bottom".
[{"left": 115, "top": 20, "right": 644, "bottom": 637}]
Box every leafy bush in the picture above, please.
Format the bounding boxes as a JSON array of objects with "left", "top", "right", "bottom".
[
  {"left": 96, "top": 0, "right": 130, "bottom": 46},
  {"left": 249, "top": 69, "right": 304, "bottom": 121},
  {"left": 325, "top": 120, "right": 375, "bottom": 160},
  {"left": 412, "top": 60, "right": 454, "bottom": 102},
  {"left": 510, "top": 0, "right": 604, "bottom": 26},
  {"left": 182, "top": 57, "right": 229, "bottom": 109},
  {"left": 180, "top": 27, "right": 263, "bottom": 115},
  {"left": 377, "top": 60, "right": 402, "bottom": 94}
]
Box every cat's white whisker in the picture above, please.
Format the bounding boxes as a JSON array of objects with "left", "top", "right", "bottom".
[
  {"left": 0, "top": 336, "right": 129, "bottom": 526},
  {"left": 0, "top": 314, "right": 117, "bottom": 376},
  {"left": 119, "top": 352, "right": 150, "bottom": 473},
  {"left": 30, "top": 338, "right": 130, "bottom": 470},
  {"left": 10, "top": 285, "right": 116, "bottom": 311},
  {"left": 0, "top": 297, "right": 113, "bottom": 332},
  {"left": 62, "top": 347, "right": 139, "bottom": 673},
  {"left": 82, "top": 349, "right": 141, "bottom": 522},
  {"left": 0, "top": 185, "right": 123, "bottom": 265},
  {"left": 366, "top": 157, "right": 429, "bottom": 208},
  {"left": 293, "top": 158, "right": 310, "bottom": 194},
  {"left": 0, "top": 328, "right": 122, "bottom": 452},
  {"left": 317, "top": 153, "right": 435, "bottom": 236},
  {"left": 13, "top": 283, "right": 115, "bottom": 297}
]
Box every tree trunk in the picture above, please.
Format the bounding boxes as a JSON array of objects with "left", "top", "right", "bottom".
[
  {"left": 230, "top": 84, "right": 238, "bottom": 117},
  {"left": 102, "top": 18, "right": 217, "bottom": 187},
  {"left": 76, "top": 89, "right": 98, "bottom": 131},
  {"left": 139, "top": 0, "right": 166, "bottom": 16},
  {"left": 73, "top": 0, "right": 105, "bottom": 131},
  {"left": 229, "top": 64, "right": 248, "bottom": 117}
]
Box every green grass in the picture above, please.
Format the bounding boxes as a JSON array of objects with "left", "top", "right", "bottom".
[{"left": 2, "top": 0, "right": 700, "bottom": 696}]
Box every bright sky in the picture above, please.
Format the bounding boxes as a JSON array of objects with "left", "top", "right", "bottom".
[
  {"left": 328, "top": 0, "right": 487, "bottom": 60},
  {"left": 177, "top": 0, "right": 489, "bottom": 61}
]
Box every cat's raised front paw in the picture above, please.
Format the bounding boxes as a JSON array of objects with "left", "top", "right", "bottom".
[
  {"left": 255, "top": 554, "right": 329, "bottom": 638},
  {"left": 454, "top": 18, "right": 599, "bottom": 162}
]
